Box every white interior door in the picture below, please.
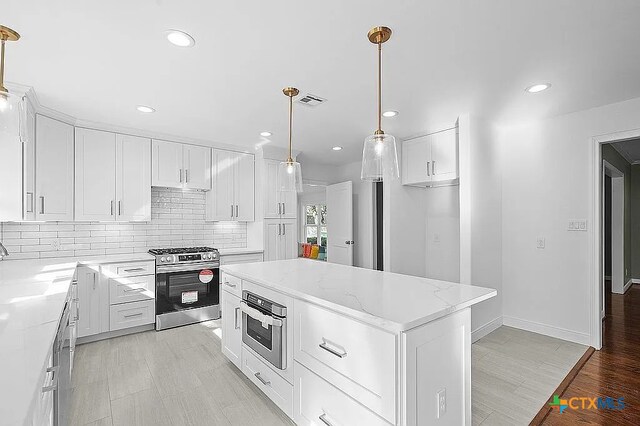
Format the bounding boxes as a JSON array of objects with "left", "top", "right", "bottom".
[{"left": 327, "top": 181, "right": 353, "bottom": 265}]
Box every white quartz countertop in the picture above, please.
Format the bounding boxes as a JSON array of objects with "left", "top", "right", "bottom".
[
  {"left": 222, "top": 259, "right": 497, "bottom": 333},
  {"left": 218, "top": 248, "right": 264, "bottom": 256},
  {"left": 0, "top": 252, "right": 155, "bottom": 425}
]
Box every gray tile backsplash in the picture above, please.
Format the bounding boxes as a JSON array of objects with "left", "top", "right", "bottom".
[{"left": 0, "top": 187, "right": 247, "bottom": 260}]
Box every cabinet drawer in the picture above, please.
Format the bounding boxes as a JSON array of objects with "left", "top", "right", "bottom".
[
  {"left": 294, "top": 299, "right": 397, "bottom": 423},
  {"left": 102, "top": 261, "right": 155, "bottom": 278},
  {"left": 109, "top": 300, "right": 154, "bottom": 331},
  {"left": 221, "top": 272, "right": 242, "bottom": 298},
  {"left": 242, "top": 348, "right": 293, "bottom": 418},
  {"left": 294, "top": 362, "right": 392, "bottom": 426},
  {"left": 109, "top": 275, "right": 155, "bottom": 305}
]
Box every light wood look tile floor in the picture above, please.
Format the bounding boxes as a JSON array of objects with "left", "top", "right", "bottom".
[{"left": 70, "top": 323, "right": 586, "bottom": 426}]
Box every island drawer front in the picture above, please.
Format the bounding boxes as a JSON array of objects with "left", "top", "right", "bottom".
[
  {"left": 109, "top": 275, "right": 155, "bottom": 304},
  {"left": 109, "top": 300, "right": 155, "bottom": 331},
  {"left": 102, "top": 261, "right": 155, "bottom": 278},
  {"left": 294, "top": 299, "right": 397, "bottom": 423},
  {"left": 294, "top": 362, "right": 392, "bottom": 426},
  {"left": 242, "top": 348, "right": 293, "bottom": 418},
  {"left": 221, "top": 273, "right": 242, "bottom": 298}
]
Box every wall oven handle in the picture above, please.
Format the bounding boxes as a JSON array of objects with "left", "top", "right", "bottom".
[
  {"left": 240, "top": 302, "right": 283, "bottom": 327},
  {"left": 254, "top": 372, "right": 271, "bottom": 387},
  {"left": 319, "top": 413, "right": 334, "bottom": 426},
  {"left": 319, "top": 341, "right": 347, "bottom": 358}
]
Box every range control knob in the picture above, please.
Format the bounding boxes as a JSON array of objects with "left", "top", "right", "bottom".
[{"left": 160, "top": 257, "right": 166, "bottom": 262}]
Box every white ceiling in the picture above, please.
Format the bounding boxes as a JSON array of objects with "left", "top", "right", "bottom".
[{"left": 5, "top": 1, "right": 640, "bottom": 165}]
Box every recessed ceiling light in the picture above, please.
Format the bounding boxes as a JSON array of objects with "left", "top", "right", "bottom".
[
  {"left": 260, "top": 131, "right": 272, "bottom": 137},
  {"left": 525, "top": 83, "right": 551, "bottom": 93},
  {"left": 383, "top": 110, "right": 399, "bottom": 117},
  {"left": 332, "top": 146, "right": 343, "bottom": 151},
  {"left": 136, "top": 105, "right": 155, "bottom": 113},
  {"left": 166, "top": 30, "right": 195, "bottom": 47}
]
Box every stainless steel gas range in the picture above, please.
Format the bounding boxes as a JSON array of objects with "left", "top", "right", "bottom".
[{"left": 149, "top": 247, "right": 221, "bottom": 331}]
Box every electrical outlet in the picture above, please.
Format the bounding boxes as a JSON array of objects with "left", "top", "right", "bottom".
[
  {"left": 437, "top": 389, "right": 446, "bottom": 418},
  {"left": 50, "top": 238, "right": 60, "bottom": 251},
  {"left": 537, "top": 237, "right": 546, "bottom": 249}
]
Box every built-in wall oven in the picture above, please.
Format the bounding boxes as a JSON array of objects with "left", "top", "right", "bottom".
[
  {"left": 241, "top": 290, "right": 288, "bottom": 369},
  {"left": 151, "top": 247, "right": 221, "bottom": 330}
]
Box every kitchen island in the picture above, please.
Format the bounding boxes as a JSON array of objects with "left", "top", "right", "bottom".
[{"left": 220, "top": 258, "right": 497, "bottom": 426}]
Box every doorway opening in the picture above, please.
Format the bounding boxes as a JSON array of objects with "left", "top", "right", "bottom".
[{"left": 602, "top": 158, "right": 625, "bottom": 321}]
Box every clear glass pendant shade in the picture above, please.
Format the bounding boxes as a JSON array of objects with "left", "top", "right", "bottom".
[
  {"left": 0, "top": 92, "right": 26, "bottom": 145},
  {"left": 278, "top": 160, "right": 303, "bottom": 193},
  {"left": 361, "top": 132, "right": 399, "bottom": 181}
]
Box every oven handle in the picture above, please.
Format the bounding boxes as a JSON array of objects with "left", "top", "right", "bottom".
[
  {"left": 156, "top": 262, "right": 220, "bottom": 273},
  {"left": 240, "top": 302, "right": 283, "bottom": 327}
]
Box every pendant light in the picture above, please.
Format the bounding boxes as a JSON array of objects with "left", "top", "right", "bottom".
[
  {"left": 278, "top": 87, "right": 303, "bottom": 193},
  {"left": 0, "top": 25, "right": 25, "bottom": 152},
  {"left": 361, "top": 26, "right": 399, "bottom": 182}
]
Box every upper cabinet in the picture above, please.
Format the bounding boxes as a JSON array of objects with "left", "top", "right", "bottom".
[
  {"left": 152, "top": 140, "right": 211, "bottom": 190},
  {"left": 402, "top": 127, "right": 458, "bottom": 187},
  {"left": 35, "top": 115, "right": 75, "bottom": 221},
  {"left": 207, "top": 149, "right": 255, "bottom": 221},
  {"left": 264, "top": 159, "right": 296, "bottom": 219},
  {"left": 75, "top": 128, "right": 151, "bottom": 221}
]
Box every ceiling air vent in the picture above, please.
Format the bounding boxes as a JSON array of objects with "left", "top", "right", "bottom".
[{"left": 296, "top": 93, "right": 327, "bottom": 107}]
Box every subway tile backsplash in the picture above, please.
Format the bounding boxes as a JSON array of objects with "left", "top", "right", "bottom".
[{"left": 0, "top": 187, "right": 247, "bottom": 260}]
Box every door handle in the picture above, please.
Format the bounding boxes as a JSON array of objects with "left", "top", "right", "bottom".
[
  {"left": 426, "top": 162, "right": 430, "bottom": 176},
  {"left": 124, "top": 287, "right": 145, "bottom": 293},
  {"left": 124, "top": 312, "right": 144, "bottom": 318},
  {"left": 118, "top": 200, "right": 122, "bottom": 216},
  {"left": 26, "top": 192, "right": 33, "bottom": 213},
  {"left": 124, "top": 267, "right": 145, "bottom": 273},
  {"left": 110, "top": 200, "right": 114, "bottom": 216},
  {"left": 93, "top": 273, "right": 97, "bottom": 290},
  {"left": 282, "top": 224, "right": 286, "bottom": 235},
  {"left": 282, "top": 203, "right": 285, "bottom": 215},
  {"left": 185, "top": 169, "right": 189, "bottom": 183},
  {"left": 231, "top": 205, "right": 234, "bottom": 218},
  {"left": 278, "top": 223, "right": 281, "bottom": 236},
  {"left": 319, "top": 413, "right": 334, "bottom": 426},
  {"left": 40, "top": 196, "right": 45, "bottom": 214},
  {"left": 234, "top": 306, "right": 240, "bottom": 329},
  {"left": 319, "top": 341, "right": 347, "bottom": 358},
  {"left": 277, "top": 202, "right": 281, "bottom": 215},
  {"left": 432, "top": 160, "right": 436, "bottom": 175},
  {"left": 254, "top": 372, "right": 271, "bottom": 387},
  {"left": 235, "top": 205, "right": 239, "bottom": 218},
  {"left": 179, "top": 169, "right": 183, "bottom": 183}
]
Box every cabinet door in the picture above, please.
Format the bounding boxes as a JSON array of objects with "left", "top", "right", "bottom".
[
  {"left": 264, "top": 160, "right": 280, "bottom": 218},
  {"left": 234, "top": 152, "right": 255, "bottom": 221},
  {"left": 184, "top": 144, "right": 211, "bottom": 190},
  {"left": 221, "top": 292, "right": 242, "bottom": 368},
  {"left": 116, "top": 135, "right": 151, "bottom": 221},
  {"left": 35, "top": 115, "right": 74, "bottom": 221},
  {"left": 280, "top": 190, "right": 297, "bottom": 219},
  {"left": 209, "top": 149, "right": 234, "bottom": 220},
  {"left": 75, "top": 128, "right": 117, "bottom": 221},
  {"left": 152, "top": 139, "right": 184, "bottom": 188},
  {"left": 402, "top": 135, "right": 431, "bottom": 186},
  {"left": 430, "top": 128, "right": 458, "bottom": 182},
  {"left": 23, "top": 105, "right": 36, "bottom": 220},
  {"left": 281, "top": 219, "right": 298, "bottom": 259},
  {"left": 264, "top": 220, "right": 281, "bottom": 261},
  {"left": 77, "top": 267, "right": 102, "bottom": 338}
]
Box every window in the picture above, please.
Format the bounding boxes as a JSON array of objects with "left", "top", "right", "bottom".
[{"left": 305, "top": 204, "right": 327, "bottom": 247}]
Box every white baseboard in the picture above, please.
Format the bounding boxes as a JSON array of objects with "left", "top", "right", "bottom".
[
  {"left": 623, "top": 279, "right": 633, "bottom": 293},
  {"left": 471, "top": 316, "right": 503, "bottom": 343},
  {"left": 601, "top": 310, "right": 606, "bottom": 320},
  {"left": 502, "top": 316, "right": 590, "bottom": 346},
  {"left": 631, "top": 278, "right": 640, "bottom": 285}
]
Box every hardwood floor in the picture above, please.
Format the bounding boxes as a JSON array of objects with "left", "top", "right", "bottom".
[{"left": 539, "top": 283, "right": 640, "bottom": 425}]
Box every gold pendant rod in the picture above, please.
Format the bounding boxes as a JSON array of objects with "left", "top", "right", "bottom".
[
  {"left": 0, "top": 39, "right": 6, "bottom": 93},
  {"left": 377, "top": 42, "right": 382, "bottom": 133},
  {"left": 288, "top": 94, "right": 293, "bottom": 162}
]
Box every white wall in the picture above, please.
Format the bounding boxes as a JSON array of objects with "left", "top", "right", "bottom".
[{"left": 499, "top": 96, "right": 640, "bottom": 345}]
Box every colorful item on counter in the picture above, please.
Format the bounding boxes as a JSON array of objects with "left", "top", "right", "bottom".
[
  {"left": 310, "top": 245, "right": 320, "bottom": 259},
  {"left": 302, "top": 243, "right": 312, "bottom": 258}
]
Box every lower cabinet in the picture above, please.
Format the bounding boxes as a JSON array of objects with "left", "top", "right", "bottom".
[
  {"left": 109, "top": 300, "right": 155, "bottom": 331},
  {"left": 221, "top": 289, "right": 242, "bottom": 368},
  {"left": 77, "top": 266, "right": 103, "bottom": 338},
  {"left": 242, "top": 348, "right": 294, "bottom": 418},
  {"left": 264, "top": 219, "right": 297, "bottom": 261},
  {"left": 294, "top": 362, "right": 391, "bottom": 426}
]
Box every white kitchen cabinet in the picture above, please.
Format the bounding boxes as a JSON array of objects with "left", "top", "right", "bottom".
[
  {"left": 264, "top": 159, "right": 296, "bottom": 219},
  {"left": 75, "top": 129, "right": 151, "bottom": 221},
  {"left": 207, "top": 149, "right": 255, "bottom": 221},
  {"left": 76, "top": 266, "right": 103, "bottom": 338},
  {"left": 152, "top": 139, "right": 211, "bottom": 190},
  {"left": 22, "top": 103, "right": 36, "bottom": 220},
  {"left": 402, "top": 127, "right": 458, "bottom": 187},
  {"left": 35, "top": 115, "right": 74, "bottom": 221},
  {"left": 221, "top": 290, "right": 242, "bottom": 368},
  {"left": 264, "top": 218, "right": 297, "bottom": 261}
]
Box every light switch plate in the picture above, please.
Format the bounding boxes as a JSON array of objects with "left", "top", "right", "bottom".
[{"left": 536, "top": 237, "right": 546, "bottom": 249}]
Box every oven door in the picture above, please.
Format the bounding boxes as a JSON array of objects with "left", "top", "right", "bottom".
[
  {"left": 156, "top": 263, "right": 220, "bottom": 315},
  {"left": 241, "top": 301, "right": 286, "bottom": 369}
]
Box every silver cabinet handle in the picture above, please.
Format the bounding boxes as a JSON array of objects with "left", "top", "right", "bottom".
[
  {"left": 432, "top": 160, "right": 436, "bottom": 175},
  {"left": 124, "top": 312, "right": 143, "bottom": 318},
  {"left": 40, "top": 196, "right": 45, "bottom": 214},
  {"left": 319, "top": 413, "right": 334, "bottom": 426},
  {"left": 426, "top": 162, "right": 430, "bottom": 176},
  {"left": 319, "top": 341, "right": 347, "bottom": 358},
  {"left": 93, "top": 273, "right": 97, "bottom": 290},
  {"left": 234, "top": 306, "right": 240, "bottom": 329},
  {"left": 179, "top": 169, "right": 183, "bottom": 183},
  {"left": 277, "top": 202, "right": 281, "bottom": 215},
  {"left": 230, "top": 205, "right": 234, "bottom": 218},
  {"left": 224, "top": 280, "right": 237, "bottom": 288},
  {"left": 282, "top": 203, "right": 285, "bottom": 215},
  {"left": 124, "top": 267, "right": 145, "bottom": 273},
  {"left": 118, "top": 200, "right": 122, "bottom": 216},
  {"left": 282, "top": 224, "right": 286, "bottom": 235},
  {"left": 42, "top": 366, "right": 59, "bottom": 392},
  {"left": 110, "top": 200, "right": 114, "bottom": 216},
  {"left": 278, "top": 223, "right": 281, "bottom": 236},
  {"left": 254, "top": 372, "right": 271, "bottom": 386},
  {"left": 235, "top": 205, "right": 239, "bottom": 217},
  {"left": 185, "top": 169, "right": 189, "bottom": 183},
  {"left": 26, "top": 192, "right": 33, "bottom": 213},
  {"left": 124, "top": 287, "right": 145, "bottom": 293}
]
